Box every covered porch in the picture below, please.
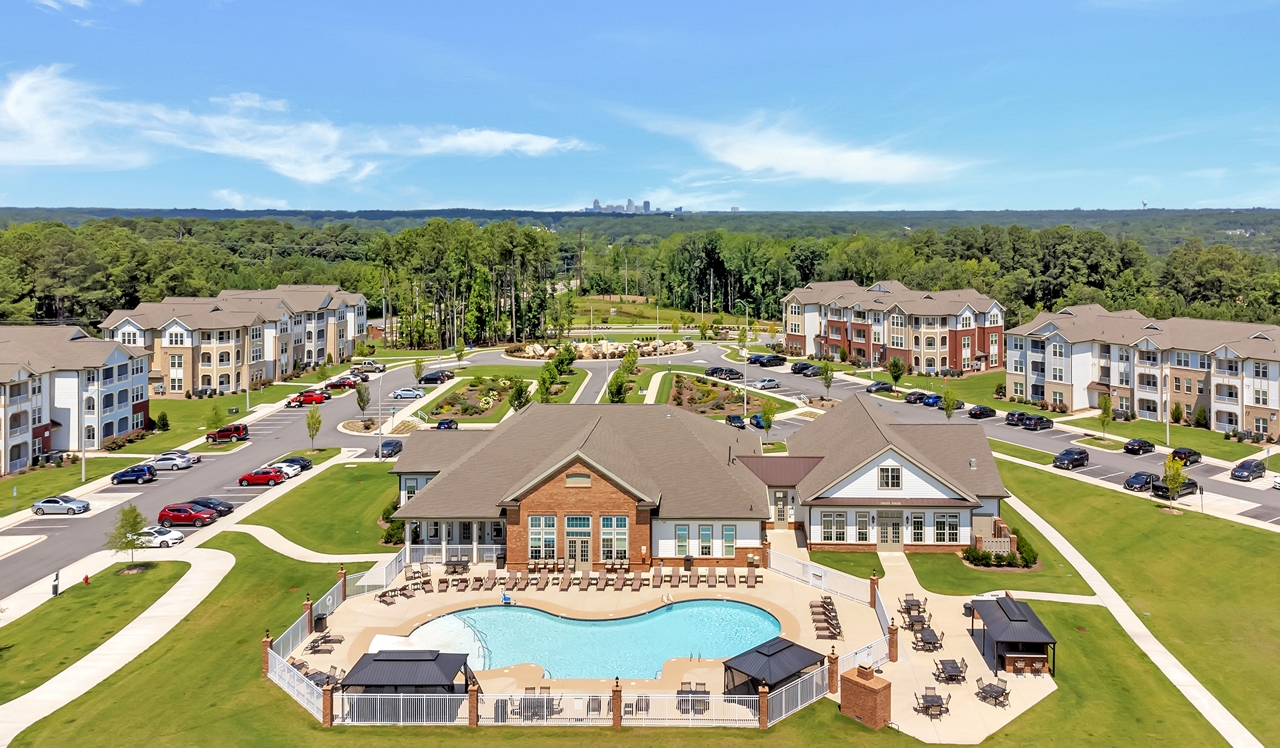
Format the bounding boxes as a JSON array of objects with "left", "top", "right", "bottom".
[{"left": 408, "top": 518, "right": 506, "bottom": 566}]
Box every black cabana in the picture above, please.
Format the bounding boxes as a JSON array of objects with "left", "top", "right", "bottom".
[
  {"left": 723, "top": 637, "right": 825, "bottom": 695},
  {"left": 970, "top": 595, "right": 1057, "bottom": 676},
  {"left": 340, "top": 649, "right": 477, "bottom": 695}
]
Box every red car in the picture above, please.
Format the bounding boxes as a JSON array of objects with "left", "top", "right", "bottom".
[
  {"left": 286, "top": 391, "right": 326, "bottom": 407},
  {"left": 325, "top": 378, "right": 357, "bottom": 391},
  {"left": 239, "top": 467, "right": 287, "bottom": 486},
  {"left": 157, "top": 503, "right": 219, "bottom": 528}
]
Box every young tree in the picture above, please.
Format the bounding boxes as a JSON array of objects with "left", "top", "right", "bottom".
[
  {"left": 538, "top": 362, "right": 556, "bottom": 404},
  {"left": 766, "top": 321, "right": 777, "bottom": 339},
  {"left": 886, "top": 356, "right": 906, "bottom": 392},
  {"left": 698, "top": 321, "right": 710, "bottom": 340},
  {"left": 508, "top": 379, "right": 531, "bottom": 411},
  {"left": 1170, "top": 401, "right": 1183, "bottom": 426},
  {"left": 1162, "top": 454, "right": 1186, "bottom": 509},
  {"left": 669, "top": 318, "right": 680, "bottom": 335},
  {"left": 941, "top": 382, "right": 958, "bottom": 420},
  {"left": 607, "top": 369, "right": 628, "bottom": 403},
  {"left": 1097, "top": 393, "right": 1112, "bottom": 440},
  {"left": 1194, "top": 405, "right": 1209, "bottom": 429},
  {"left": 206, "top": 399, "right": 225, "bottom": 430},
  {"left": 412, "top": 358, "right": 425, "bottom": 381},
  {"left": 105, "top": 504, "right": 147, "bottom": 563},
  {"left": 453, "top": 341, "right": 465, "bottom": 363},
  {"left": 819, "top": 361, "right": 835, "bottom": 399},
  {"left": 760, "top": 397, "right": 777, "bottom": 441},
  {"left": 736, "top": 326, "right": 748, "bottom": 348},
  {"left": 155, "top": 412, "right": 170, "bottom": 431},
  {"left": 355, "top": 381, "right": 371, "bottom": 417},
  {"left": 306, "top": 404, "right": 322, "bottom": 450},
  {"left": 317, "top": 361, "right": 330, "bottom": 380},
  {"left": 554, "top": 344, "right": 577, "bottom": 376}
]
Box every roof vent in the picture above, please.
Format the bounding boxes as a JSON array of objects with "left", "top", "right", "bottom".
[{"left": 969, "top": 458, "right": 977, "bottom": 469}]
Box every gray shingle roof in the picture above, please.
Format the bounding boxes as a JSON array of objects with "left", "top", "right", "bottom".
[
  {"left": 0, "top": 326, "right": 138, "bottom": 373},
  {"left": 1006, "top": 305, "right": 1280, "bottom": 356},
  {"left": 783, "top": 281, "right": 997, "bottom": 317}
]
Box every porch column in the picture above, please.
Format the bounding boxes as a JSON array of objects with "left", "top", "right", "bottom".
[{"left": 472, "top": 521, "right": 479, "bottom": 562}]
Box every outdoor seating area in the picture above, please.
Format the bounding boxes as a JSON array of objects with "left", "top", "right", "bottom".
[
  {"left": 914, "top": 685, "right": 952, "bottom": 720},
  {"left": 969, "top": 595, "right": 1058, "bottom": 677},
  {"left": 901, "top": 592, "right": 945, "bottom": 654},
  {"left": 934, "top": 658, "right": 968, "bottom": 684},
  {"left": 286, "top": 656, "right": 346, "bottom": 687},
  {"left": 975, "top": 676, "right": 1011, "bottom": 708},
  {"left": 811, "top": 595, "right": 843, "bottom": 639}
]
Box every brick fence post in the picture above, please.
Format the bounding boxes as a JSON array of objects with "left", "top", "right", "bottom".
[
  {"left": 758, "top": 683, "right": 769, "bottom": 729},
  {"left": 261, "top": 629, "right": 273, "bottom": 676},
  {"left": 337, "top": 564, "right": 347, "bottom": 603},
  {"left": 302, "top": 593, "right": 313, "bottom": 635},
  {"left": 868, "top": 571, "right": 878, "bottom": 608},
  {"left": 828, "top": 646, "right": 839, "bottom": 694},
  {"left": 322, "top": 684, "right": 333, "bottom": 727},
  {"left": 761, "top": 537, "right": 771, "bottom": 567},
  {"left": 1009, "top": 533, "right": 1019, "bottom": 556},
  {"left": 888, "top": 621, "right": 899, "bottom": 663},
  {"left": 612, "top": 677, "right": 622, "bottom": 728},
  {"left": 468, "top": 684, "right": 478, "bottom": 727}
]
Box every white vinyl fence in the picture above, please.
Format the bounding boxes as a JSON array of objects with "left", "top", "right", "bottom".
[
  {"left": 347, "top": 547, "right": 408, "bottom": 596},
  {"left": 766, "top": 665, "right": 828, "bottom": 726},
  {"left": 874, "top": 588, "right": 891, "bottom": 633},
  {"left": 267, "top": 649, "right": 324, "bottom": 721},
  {"left": 838, "top": 635, "right": 891, "bottom": 671},
  {"left": 272, "top": 611, "right": 311, "bottom": 658},
  {"left": 409, "top": 544, "right": 506, "bottom": 565},
  {"left": 476, "top": 693, "right": 612, "bottom": 726},
  {"left": 310, "top": 578, "right": 345, "bottom": 621},
  {"left": 767, "top": 551, "right": 871, "bottom": 604},
  {"left": 621, "top": 694, "right": 760, "bottom": 727},
  {"left": 336, "top": 693, "right": 468, "bottom": 725}
]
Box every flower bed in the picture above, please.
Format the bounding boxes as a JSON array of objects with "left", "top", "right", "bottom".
[{"left": 430, "top": 376, "right": 516, "bottom": 418}]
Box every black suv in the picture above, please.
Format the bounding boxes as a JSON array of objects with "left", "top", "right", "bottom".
[
  {"left": 791, "top": 362, "right": 818, "bottom": 375},
  {"left": 704, "top": 366, "right": 726, "bottom": 377},
  {"left": 279, "top": 456, "right": 313, "bottom": 471},
  {"left": 1022, "top": 414, "right": 1054, "bottom": 431},
  {"left": 1124, "top": 472, "right": 1158, "bottom": 491},
  {"left": 758, "top": 354, "right": 787, "bottom": 367},
  {"left": 1153, "top": 477, "right": 1199, "bottom": 500},
  {"left": 1231, "top": 459, "right": 1266, "bottom": 482},
  {"left": 1123, "top": 438, "right": 1155, "bottom": 455},
  {"left": 725, "top": 414, "right": 746, "bottom": 429},
  {"left": 1004, "top": 410, "right": 1027, "bottom": 426},
  {"left": 866, "top": 381, "right": 894, "bottom": 394},
  {"left": 1170, "top": 447, "right": 1202, "bottom": 464},
  {"left": 1053, "top": 447, "right": 1089, "bottom": 470},
  {"left": 376, "top": 439, "right": 404, "bottom": 458},
  {"left": 904, "top": 391, "right": 928, "bottom": 404},
  {"left": 968, "top": 405, "right": 997, "bottom": 419},
  {"left": 719, "top": 368, "right": 744, "bottom": 381},
  {"left": 419, "top": 371, "right": 447, "bottom": 385},
  {"left": 189, "top": 497, "right": 235, "bottom": 516}
]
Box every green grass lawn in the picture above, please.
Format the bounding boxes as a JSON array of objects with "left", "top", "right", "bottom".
[
  {"left": 763, "top": 441, "right": 786, "bottom": 454},
  {"left": 0, "top": 457, "right": 139, "bottom": 517},
  {"left": 571, "top": 296, "right": 762, "bottom": 328},
  {"left": 250, "top": 384, "right": 309, "bottom": 406},
  {"left": 808, "top": 551, "right": 886, "bottom": 580},
  {"left": 1066, "top": 416, "right": 1261, "bottom": 461},
  {"left": 1077, "top": 436, "right": 1123, "bottom": 450},
  {"left": 189, "top": 439, "right": 246, "bottom": 454},
  {"left": 868, "top": 369, "right": 1007, "bottom": 411},
  {"left": 132, "top": 398, "right": 243, "bottom": 452},
  {"left": 988, "top": 438, "right": 1054, "bottom": 465},
  {"left": 449, "top": 364, "right": 586, "bottom": 405},
  {"left": 1001, "top": 460, "right": 1280, "bottom": 744},
  {"left": 243, "top": 462, "right": 395, "bottom": 554},
  {"left": 906, "top": 504, "right": 1092, "bottom": 596},
  {"left": 624, "top": 366, "right": 662, "bottom": 403},
  {"left": 0, "top": 561, "right": 188, "bottom": 705}
]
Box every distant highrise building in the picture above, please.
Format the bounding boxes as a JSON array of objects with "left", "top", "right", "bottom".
[
  {"left": 642, "top": 200, "right": 650, "bottom": 213},
  {"left": 593, "top": 199, "right": 601, "bottom": 210},
  {"left": 626, "top": 199, "right": 635, "bottom": 213},
  {"left": 730, "top": 207, "right": 740, "bottom": 212}
]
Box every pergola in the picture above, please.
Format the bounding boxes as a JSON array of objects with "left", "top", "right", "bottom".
[
  {"left": 722, "top": 637, "right": 825, "bottom": 695},
  {"left": 970, "top": 596, "right": 1057, "bottom": 676},
  {"left": 340, "top": 649, "right": 476, "bottom": 695}
]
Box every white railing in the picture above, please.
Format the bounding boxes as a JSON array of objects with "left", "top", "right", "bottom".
[
  {"left": 273, "top": 612, "right": 310, "bottom": 657},
  {"left": 767, "top": 665, "right": 827, "bottom": 726},
  {"left": 838, "top": 634, "right": 890, "bottom": 671},
  {"left": 267, "top": 649, "right": 324, "bottom": 721},
  {"left": 311, "top": 578, "right": 345, "bottom": 621},
  {"left": 621, "top": 694, "right": 760, "bottom": 727},
  {"left": 344, "top": 571, "right": 367, "bottom": 598},
  {"left": 409, "top": 544, "right": 506, "bottom": 565},
  {"left": 874, "top": 589, "right": 891, "bottom": 633},
  {"left": 336, "top": 693, "right": 467, "bottom": 725},
  {"left": 767, "top": 551, "right": 871, "bottom": 605},
  {"left": 476, "top": 693, "right": 611, "bottom": 726},
  {"left": 349, "top": 547, "right": 408, "bottom": 596}
]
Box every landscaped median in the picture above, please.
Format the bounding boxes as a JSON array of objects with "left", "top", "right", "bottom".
[
  {"left": 241, "top": 462, "right": 396, "bottom": 555},
  {"left": 0, "top": 457, "right": 138, "bottom": 518},
  {"left": 1061, "top": 415, "right": 1263, "bottom": 463},
  {"left": 987, "top": 437, "right": 1054, "bottom": 465}
]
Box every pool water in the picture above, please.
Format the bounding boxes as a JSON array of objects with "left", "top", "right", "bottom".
[{"left": 379, "top": 600, "right": 781, "bottom": 679}]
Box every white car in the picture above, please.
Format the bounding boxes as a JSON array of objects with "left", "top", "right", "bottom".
[
  {"left": 134, "top": 525, "right": 184, "bottom": 548},
  {"left": 160, "top": 449, "right": 201, "bottom": 465},
  {"left": 268, "top": 461, "right": 303, "bottom": 478},
  {"left": 752, "top": 378, "right": 781, "bottom": 390},
  {"left": 150, "top": 453, "right": 193, "bottom": 471},
  {"left": 391, "top": 387, "right": 426, "bottom": 399}
]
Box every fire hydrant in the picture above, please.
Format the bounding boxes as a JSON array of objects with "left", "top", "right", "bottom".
[{"left": 83, "top": 575, "right": 90, "bottom": 586}]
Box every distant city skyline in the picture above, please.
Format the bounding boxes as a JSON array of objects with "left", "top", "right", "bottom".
[
  {"left": 585, "top": 198, "right": 670, "bottom": 214},
  {"left": 2, "top": 2, "right": 1279, "bottom": 211}
]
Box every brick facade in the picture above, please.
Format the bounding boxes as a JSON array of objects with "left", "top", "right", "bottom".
[{"left": 839, "top": 664, "right": 892, "bottom": 729}]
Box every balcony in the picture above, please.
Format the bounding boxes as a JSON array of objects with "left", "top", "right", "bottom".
[
  {"left": 1216, "top": 366, "right": 1241, "bottom": 377},
  {"left": 8, "top": 425, "right": 28, "bottom": 437},
  {"left": 5, "top": 394, "right": 29, "bottom": 406},
  {"left": 1215, "top": 394, "right": 1240, "bottom": 405}
]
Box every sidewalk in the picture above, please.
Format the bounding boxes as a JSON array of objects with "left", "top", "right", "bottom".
[{"left": 225, "top": 524, "right": 391, "bottom": 564}]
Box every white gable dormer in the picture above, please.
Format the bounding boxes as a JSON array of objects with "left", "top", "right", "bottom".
[{"left": 820, "top": 449, "right": 962, "bottom": 502}]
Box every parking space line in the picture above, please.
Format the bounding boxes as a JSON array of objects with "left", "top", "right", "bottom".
[{"left": 1097, "top": 471, "right": 1124, "bottom": 480}]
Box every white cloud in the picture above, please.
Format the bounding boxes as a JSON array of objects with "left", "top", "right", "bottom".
[
  {"left": 640, "top": 113, "right": 963, "bottom": 184},
  {"left": 0, "top": 65, "right": 584, "bottom": 182},
  {"left": 212, "top": 188, "right": 290, "bottom": 210}
]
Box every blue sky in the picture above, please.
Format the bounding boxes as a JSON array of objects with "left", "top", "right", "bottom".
[{"left": 2, "top": 1, "right": 1279, "bottom": 211}]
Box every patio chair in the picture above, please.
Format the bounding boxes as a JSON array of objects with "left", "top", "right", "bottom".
[
  {"left": 914, "top": 694, "right": 925, "bottom": 714},
  {"left": 725, "top": 567, "right": 736, "bottom": 588},
  {"left": 484, "top": 570, "right": 497, "bottom": 591},
  {"left": 652, "top": 568, "right": 664, "bottom": 589},
  {"left": 310, "top": 645, "right": 334, "bottom": 655},
  {"left": 399, "top": 584, "right": 415, "bottom": 598},
  {"left": 614, "top": 573, "right": 626, "bottom": 591},
  {"left": 323, "top": 634, "right": 345, "bottom": 644},
  {"left": 960, "top": 658, "right": 968, "bottom": 678},
  {"left": 975, "top": 676, "right": 987, "bottom": 700},
  {"left": 470, "top": 577, "right": 483, "bottom": 591},
  {"left": 636, "top": 696, "right": 650, "bottom": 716},
  {"left": 746, "top": 568, "right": 759, "bottom": 588},
  {"left": 377, "top": 593, "right": 395, "bottom": 606},
  {"left": 905, "top": 592, "right": 916, "bottom": 600},
  {"left": 707, "top": 569, "right": 717, "bottom": 588},
  {"left": 587, "top": 696, "right": 602, "bottom": 718},
  {"left": 328, "top": 665, "right": 338, "bottom": 678},
  {"left": 943, "top": 693, "right": 951, "bottom": 713},
  {"left": 1031, "top": 660, "right": 1045, "bottom": 677},
  {"left": 689, "top": 570, "right": 700, "bottom": 588},
  {"left": 437, "top": 578, "right": 448, "bottom": 593},
  {"left": 527, "top": 560, "right": 536, "bottom": 573},
  {"left": 680, "top": 681, "right": 692, "bottom": 691},
  {"left": 1014, "top": 659, "right": 1026, "bottom": 675},
  {"left": 559, "top": 573, "right": 573, "bottom": 591},
  {"left": 925, "top": 686, "right": 937, "bottom": 696},
  {"left": 529, "top": 573, "right": 543, "bottom": 591},
  {"left": 631, "top": 574, "right": 643, "bottom": 591}
]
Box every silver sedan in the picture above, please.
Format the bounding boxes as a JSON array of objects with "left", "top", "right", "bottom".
[
  {"left": 150, "top": 453, "right": 193, "bottom": 471},
  {"left": 31, "top": 495, "right": 90, "bottom": 515},
  {"left": 752, "top": 378, "right": 781, "bottom": 390}
]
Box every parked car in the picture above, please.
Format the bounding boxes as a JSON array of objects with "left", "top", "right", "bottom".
[
  {"left": 1123, "top": 438, "right": 1155, "bottom": 455},
  {"left": 31, "top": 495, "right": 89, "bottom": 515},
  {"left": 346, "top": 371, "right": 371, "bottom": 382},
  {"left": 746, "top": 353, "right": 766, "bottom": 365},
  {"left": 238, "top": 467, "right": 287, "bottom": 487},
  {"left": 205, "top": 423, "right": 249, "bottom": 443},
  {"left": 279, "top": 456, "right": 313, "bottom": 471},
  {"left": 160, "top": 448, "right": 201, "bottom": 464},
  {"left": 438, "top": 369, "right": 456, "bottom": 380},
  {"left": 1170, "top": 447, "right": 1202, "bottom": 465},
  {"left": 1053, "top": 447, "right": 1090, "bottom": 470},
  {"left": 324, "top": 378, "right": 358, "bottom": 391},
  {"left": 301, "top": 388, "right": 332, "bottom": 401},
  {"left": 351, "top": 360, "right": 387, "bottom": 373},
  {"left": 758, "top": 354, "right": 787, "bottom": 367},
  {"left": 938, "top": 399, "right": 965, "bottom": 410},
  {"left": 134, "top": 525, "right": 184, "bottom": 548},
  {"left": 157, "top": 503, "right": 218, "bottom": 528},
  {"left": 801, "top": 365, "right": 825, "bottom": 378},
  {"left": 749, "top": 413, "right": 769, "bottom": 429},
  {"left": 188, "top": 497, "right": 234, "bottom": 516},
  {"left": 1152, "top": 477, "right": 1199, "bottom": 500},
  {"left": 376, "top": 439, "right": 404, "bottom": 458},
  {"left": 111, "top": 464, "right": 156, "bottom": 485},
  {"left": 436, "top": 419, "right": 459, "bottom": 429},
  {"left": 752, "top": 378, "right": 781, "bottom": 390},
  {"left": 704, "top": 366, "right": 726, "bottom": 377},
  {"left": 1124, "top": 472, "right": 1158, "bottom": 492},
  {"left": 1004, "top": 410, "right": 1028, "bottom": 426},
  {"left": 391, "top": 387, "right": 426, "bottom": 399},
  {"left": 1231, "top": 459, "right": 1267, "bottom": 482},
  {"left": 419, "top": 371, "right": 448, "bottom": 385},
  {"left": 725, "top": 414, "right": 746, "bottom": 429},
  {"left": 268, "top": 461, "right": 303, "bottom": 478},
  {"left": 720, "top": 368, "right": 744, "bottom": 381},
  {"left": 865, "top": 380, "right": 895, "bottom": 394},
  {"left": 1022, "top": 414, "right": 1054, "bottom": 431},
  {"left": 287, "top": 391, "right": 327, "bottom": 407},
  {"left": 149, "top": 453, "right": 192, "bottom": 471},
  {"left": 968, "top": 405, "right": 997, "bottom": 419},
  {"left": 921, "top": 393, "right": 943, "bottom": 407},
  {"left": 904, "top": 391, "right": 928, "bottom": 404}
]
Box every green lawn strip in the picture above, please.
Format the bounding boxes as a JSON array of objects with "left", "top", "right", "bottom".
[
  {"left": 12, "top": 533, "right": 376, "bottom": 748},
  {"left": 274, "top": 447, "right": 342, "bottom": 466},
  {"left": 1077, "top": 436, "right": 1123, "bottom": 451},
  {"left": 1000, "top": 460, "right": 1280, "bottom": 743},
  {"left": 452, "top": 364, "right": 542, "bottom": 380},
  {"left": 905, "top": 504, "right": 1092, "bottom": 596},
  {"left": 0, "top": 457, "right": 139, "bottom": 517},
  {"left": 988, "top": 438, "right": 1054, "bottom": 465},
  {"left": 130, "top": 398, "right": 245, "bottom": 453},
  {"left": 808, "top": 551, "right": 886, "bottom": 580},
  {"left": 189, "top": 440, "right": 244, "bottom": 454},
  {"left": 248, "top": 384, "right": 309, "bottom": 406},
  {"left": 0, "top": 561, "right": 189, "bottom": 705},
  {"left": 868, "top": 370, "right": 1006, "bottom": 410},
  {"left": 623, "top": 366, "right": 662, "bottom": 403},
  {"left": 244, "top": 463, "right": 395, "bottom": 554},
  {"left": 1064, "top": 416, "right": 1260, "bottom": 461},
  {"left": 762, "top": 441, "right": 787, "bottom": 453},
  {"left": 547, "top": 368, "right": 587, "bottom": 404}
]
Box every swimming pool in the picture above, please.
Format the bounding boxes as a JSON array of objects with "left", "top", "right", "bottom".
[{"left": 374, "top": 600, "right": 781, "bottom": 679}]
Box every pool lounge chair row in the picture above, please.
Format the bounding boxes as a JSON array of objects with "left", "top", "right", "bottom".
[{"left": 390, "top": 565, "right": 765, "bottom": 594}]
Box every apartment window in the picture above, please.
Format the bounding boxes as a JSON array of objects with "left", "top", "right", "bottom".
[
  {"left": 1140, "top": 350, "right": 1159, "bottom": 365},
  {"left": 1118, "top": 396, "right": 1130, "bottom": 412},
  {"left": 855, "top": 512, "right": 870, "bottom": 543},
  {"left": 460, "top": 522, "right": 472, "bottom": 542},
  {"left": 251, "top": 348, "right": 263, "bottom": 363},
  {"left": 131, "top": 412, "right": 144, "bottom": 431},
  {"left": 199, "top": 331, "right": 211, "bottom": 343},
  {"left": 962, "top": 336, "right": 971, "bottom": 350},
  {"left": 989, "top": 310, "right": 1001, "bottom": 326},
  {"left": 821, "top": 512, "right": 847, "bottom": 542},
  {"left": 293, "top": 315, "right": 303, "bottom": 326},
  {"left": 118, "top": 331, "right": 138, "bottom": 345},
  {"left": 890, "top": 334, "right": 905, "bottom": 349},
  {"left": 235, "top": 350, "right": 242, "bottom": 365},
  {"left": 1198, "top": 355, "right": 1210, "bottom": 370},
  {"left": 306, "top": 313, "right": 315, "bottom": 322},
  {"left": 1256, "top": 418, "right": 1269, "bottom": 435},
  {"left": 235, "top": 329, "right": 242, "bottom": 342},
  {"left": 878, "top": 466, "right": 902, "bottom": 489},
  {"left": 1013, "top": 382, "right": 1025, "bottom": 397},
  {"left": 1052, "top": 391, "right": 1064, "bottom": 405},
  {"left": 33, "top": 407, "right": 43, "bottom": 425},
  {"left": 131, "top": 385, "right": 144, "bottom": 403},
  {"left": 1118, "top": 371, "right": 1131, "bottom": 386},
  {"left": 201, "top": 352, "right": 212, "bottom": 367},
  {"left": 1174, "top": 378, "right": 1181, "bottom": 392},
  {"left": 1255, "top": 389, "right": 1269, "bottom": 407},
  {"left": 131, "top": 359, "right": 145, "bottom": 376},
  {"left": 528, "top": 516, "right": 556, "bottom": 560},
  {"left": 404, "top": 478, "right": 418, "bottom": 500},
  {"left": 990, "top": 333, "right": 999, "bottom": 351},
  {"left": 565, "top": 516, "right": 590, "bottom": 562},
  {"left": 788, "top": 321, "right": 801, "bottom": 335},
  {"left": 250, "top": 326, "right": 262, "bottom": 341},
  {"left": 722, "top": 525, "right": 736, "bottom": 557},
  {"left": 169, "top": 377, "right": 183, "bottom": 391},
  {"left": 872, "top": 330, "right": 883, "bottom": 344},
  {"left": 911, "top": 513, "right": 925, "bottom": 544},
  {"left": 959, "top": 315, "right": 973, "bottom": 329},
  {"left": 1255, "top": 362, "right": 1270, "bottom": 379},
  {"left": 217, "top": 330, "right": 230, "bottom": 344},
  {"left": 169, "top": 354, "right": 183, "bottom": 369},
  {"left": 1010, "top": 337, "right": 1024, "bottom": 351},
  {"left": 940, "top": 336, "right": 948, "bottom": 349},
  {"left": 600, "top": 516, "right": 628, "bottom": 560},
  {"left": 166, "top": 331, "right": 184, "bottom": 346},
  {"left": 1197, "top": 380, "right": 1204, "bottom": 395},
  {"left": 675, "top": 525, "right": 689, "bottom": 557},
  {"left": 934, "top": 513, "right": 960, "bottom": 544},
  {"left": 492, "top": 521, "right": 504, "bottom": 540},
  {"left": 925, "top": 336, "right": 935, "bottom": 349},
  {"left": 1119, "top": 348, "right": 1131, "bottom": 362},
  {"left": 218, "top": 352, "right": 230, "bottom": 366},
  {"left": 31, "top": 378, "right": 41, "bottom": 396},
  {"left": 1050, "top": 343, "right": 1064, "bottom": 358},
  {"left": 1175, "top": 352, "right": 1191, "bottom": 368},
  {"left": 890, "top": 314, "right": 905, "bottom": 328},
  {"left": 116, "top": 364, "right": 127, "bottom": 379},
  {"left": 1012, "top": 359, "right": 1025, "bottom": 374},
  {"left": 1051, "top": 367, "right": 1064, "bottom": 382},
  {"left": 699, "top": 525, "right": 713, "bottom": 556}
]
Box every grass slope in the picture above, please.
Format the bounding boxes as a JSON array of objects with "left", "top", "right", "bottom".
[
  {"left": 1001, "top": 460, "right": 1280, "bottom": 744},
  {"left": 807, "top": 551, "right": 886, "bottom": 580},
  {"left": 1066, "top": 416, "right": 1260, "bottom": 462},
  {"left": 869, "top": 370, "right": 1006, "bottom": 411},
  {"left": 988, "top": 438, "right": 1054, "bottom": 465},
  {"left": 0, "top": 561, "right": 188, "bottom": 705},
  {"left": 244, "top": 462, "right": 395, "bottom": 554},
  {"left": 0, "top": 457, "right": 138, "bottom": 518}
]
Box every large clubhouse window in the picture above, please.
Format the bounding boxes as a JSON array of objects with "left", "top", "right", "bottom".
[
  {"left": 675, "top": 525, "right": 689, "bottom": 557},
  {"left": 821, "top": 512, "right": 846, "bottom": 542},
  {"left": 491, "top": 521, "right": 504, "bottom": 540},
  {"left": 566, "top": 515, "right": 591, "bottom": 562},
  {"left": 722, "top": 525, "right": 736, "bottom": 557},
  {"left": 529, "top": 515, "right": 556, "bottom": 559},
  {"left": 699, "top": 525, "right": 713, "bottom": 556},
  {"left": 601, "top": 516, "right": 627, "bottom": 560},
  {"left": 566, "top": 472, "right": 591, "bottom": 487},
  {"left": 878, "top": 466, "right": 902, "bottom": 489},
  {"left": 856, "top": 512, "right": 870, "bottom": 542},
  {"left": 404, "top": 478, "right": 418, "bottom": 499},
  {"left": 911, "top": 513, "right": 925, "bottom": 543},
  {"left": 461, "top": 522, "right": 472, "bottom": 542},
  {"left": 934, "top": 513, "right": 960, "bottom": 544}
]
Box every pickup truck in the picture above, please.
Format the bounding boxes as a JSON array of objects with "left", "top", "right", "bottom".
[
  {"left": 205, "top": 424, "right": 249, "bottom": 443},
  {"left": 350, "top": 360, "right": 386, "bottom": 373}
]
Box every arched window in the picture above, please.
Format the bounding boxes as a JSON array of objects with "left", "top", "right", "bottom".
[
  {"left": 118, "top": 389, "right": 128, "bottom": 406},
  {"left": 218, "top": 351, "right": 230, "bottom": 366},
  {"left": 102, "top": 393, "right": 114, "bottom": 410},
  {"left": 913, "top": 335, "right": 920, "bottom": 347},
  {"left": 218, "top": 374, "right": 230, "bottom": 388},
  {"left": 235, "top": 349, "right": 242, "bottom": 365},
  {"left": 941, "top": 356, "right": 949, "bottom": 367},
  {"left": 306, "top": 349, "right": 314, "bottom": 361},
  {"left": 118, "top": 416, "right": 129, "bottom": 435},
  {"left": 925, "top": 336, "right": 935, "bottom": 349},
  {"left": 913, "top": 356, "right": 920, "bottom": 367},
  {"left": 85, "top": 425, "right": 96, "bottom": 443},
  {"left": 926, "top": 357, "right": 936, "bottom": 371},
  {"left": 201, "top": 352, "right": 212, "bottom": 366},
  {"left": 84, "top": 396, "right": 95, "bottom": 412},
  {"left": 103, "top": 421, "right": 115, "bottom": 438},
  {"left": 235, "top": 372, "right": 242, "bottom": 389},
  {"left": 201, "top": 374, "right": 212, "bottom": 387}
]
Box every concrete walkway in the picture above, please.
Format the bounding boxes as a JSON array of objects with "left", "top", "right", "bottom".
[
  {"left": 976, "top": 590, "right": 1103, "bottom": 606},
  {"left": 225, "top": 524, "right": 391, "bottom": 563},
  {"left": 1006, "top": 494, "right": 1263, "bottom": 748}
]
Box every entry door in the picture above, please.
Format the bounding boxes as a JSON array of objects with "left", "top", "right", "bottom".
[
  {"left": 567, "top": 537, "right": 590, "bottom": 563},
  {"left": 773, "top": 490, "right": 788, "bottom": 523},
  {"left": 877, "top": 512, "right": 904, "bottom": 551}
]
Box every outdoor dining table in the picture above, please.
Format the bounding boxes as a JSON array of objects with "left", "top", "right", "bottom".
[
  {"left": 921, "top": 693, "right": 944, "bottom": 709},
  {"left": 903, "top": 598, "right": 924, "bottom": 611},
  {"left": 907, "top": 614, "right": 927, "bottom": 631},
  {"left": 918, "top": 628, "right": 940, "bottom": 648},
  {"left": 979, "top": 682, "right": 1007, "bottom": 702},
  {"left": 939, "top": 659, "right": 964, "bottom": 683}
]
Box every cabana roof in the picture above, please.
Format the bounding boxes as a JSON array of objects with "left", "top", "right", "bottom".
[
  {"left": 723, "top": 637, "right": 825, "bottom": 686},
  {"left": 972, "top": 596, "right": 1057, "bottom": 646},
  {"left": 341, "top": 649, "right": 470, "bottom": 689}
]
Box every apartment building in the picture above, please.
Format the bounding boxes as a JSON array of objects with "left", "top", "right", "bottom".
[
  {"left": 1005, "top": 304, "right": 1280, "bottom": 434},
  {"left": 0, "top": 326, "right": 150, "bottom": 473},
  {"left": 781, "top": 280, "right": 1005, "bottom": 374},
  {"left": 101, "top": 284, "right": 368, "bottom": 398}
]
